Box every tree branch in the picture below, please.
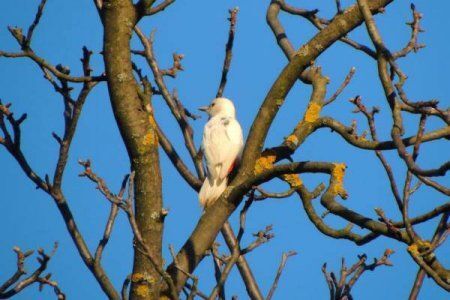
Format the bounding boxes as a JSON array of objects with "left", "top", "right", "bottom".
[
  {"left": 216, "top": 8, "right": 239, "bottom": 98},
  {"left": 134, "top": 27, "right": 204, "bottom": 180},
  {"left": 0, "top": 243, "right": 65, "bottom": 299},
  {"left": 79, "top": 163, "right": 178, "bottom": 299},
  {"left": 322, "top": 250, "right": 394, "bottom": 299},
  {"left": 266, "top": 251, "right": 297, "bottom": 300}
]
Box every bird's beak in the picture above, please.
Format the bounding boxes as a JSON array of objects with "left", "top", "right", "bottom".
[{"left": 198, "top": 106, "right": 209, "bottom": 112}]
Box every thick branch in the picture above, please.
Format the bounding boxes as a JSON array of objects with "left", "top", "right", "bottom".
[{"left": 102, "top": 1, "right": 164, "bottom": 298}]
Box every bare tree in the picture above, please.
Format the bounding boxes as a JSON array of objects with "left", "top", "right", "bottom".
[{"left": 0, "top": 0, "right": 448, "bottom": 299}]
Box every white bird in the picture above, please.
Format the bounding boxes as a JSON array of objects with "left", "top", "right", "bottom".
[{"left": 198, "top": 97, "right": 244, "bottom": 207}]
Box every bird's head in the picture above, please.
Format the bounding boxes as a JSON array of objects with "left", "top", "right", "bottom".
[{"left": 199, "top": 97, "right": 236, "bottom": 118}]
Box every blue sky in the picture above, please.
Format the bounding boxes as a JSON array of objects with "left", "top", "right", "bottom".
[{"left": 0, "top": 0, "right": 448, "bottom": 299}]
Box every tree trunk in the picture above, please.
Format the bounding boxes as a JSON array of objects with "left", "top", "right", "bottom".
[{"left": 102, "top": 1, "right": 163, "bottom": 299}]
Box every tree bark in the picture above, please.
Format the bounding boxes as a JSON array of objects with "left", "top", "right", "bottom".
[{"left": 102, "top": 1, "right": 163, "bottom": 299}]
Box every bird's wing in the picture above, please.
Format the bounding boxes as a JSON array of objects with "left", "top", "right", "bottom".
[
  {"left": 202, "top": 118, "right": 223, "bottom": 179},
  {"left": 218, "top": 118, "right": 244, "bottom": 179},
  {"left": 202, "top": 117, "right": 243, "bottom": 180}
]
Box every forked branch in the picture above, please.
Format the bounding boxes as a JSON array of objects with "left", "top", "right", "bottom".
[{"left": 0, "top": 243, "right": 65, "bottom": 299}]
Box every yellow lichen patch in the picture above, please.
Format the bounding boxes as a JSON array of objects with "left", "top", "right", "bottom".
[
  {"left": 281, "top": 174, "right": 303, "bottom": 188},
  {"left": 148, "top": 114, "right": 157, "bottom": 128},
  {"left": 131, "top": 272, "right": 154, "bottom": 296},
  {"left": 141, "top": 115, "right": 159, "bottom": 146},
  {"left": 146, "top": 276, "right": 156, "bottom": 284},
  {"left": 408, "top": 240, "right": 432, "bottom": 255},
  {"left": 407, "top": 243, "right": 419, "bottom": 255},
  {"left": 254, "top": 152, "right": 277, "bottom": 175},
  {"left": 332, "top": 163, "right": 348, "bottom": 198},
  {"left": 417, "top": 240, "right": 432, "bottom": 251},
  {"left": 142, "top": 131, "right": 156, "bottom": 146},
  {"left": 285, "top": 134, "right": 299, "bottom": 146},
  {"left": 304, "top": 102, "right": 322, "bottom": 123},
  {"left": 275, "top": 98, "right": 284, "bottom": 107},
  {"left": 141, "top": 115, "right": 157, "bottom": 146},
  {"left": 359, "top": 136, "right": 368, "bottom": 142},
  {"left": 136, "top": 284, "right": 150, "bottom": 297}
]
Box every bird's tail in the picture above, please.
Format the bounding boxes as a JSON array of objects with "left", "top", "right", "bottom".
[{"left": 199, "top": 176, "right": 228, "bottom": 207}]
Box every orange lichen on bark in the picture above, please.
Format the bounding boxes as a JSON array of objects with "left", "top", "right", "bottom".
[
  {"left": 135, "top": 285, "right": 150, "bottom": 297},
  {"left": 285, "top": 134, "right": 299, "bottom": 146},
  {"left": 282, "top": 174, "right": 303, "bottom": 188},
  {"left": 142, "top": 114, "right": 158, "bottom": 146},
  {"left": 254, "top": 150, "right": 277, "bottom": 175},
  {"left": 142, "top": 132, "right": 155, "bottom": 146},
  {"left": 304, "top": 102, "right": 322, "bottom": 123},
  {"left": 332, "top": 163, "right": 348, "bottom": 198},
  {"left": 358, "top": 135, "right": 368, "bottom": 142},
  {"left": 407, "top": 240, "right": 432, "bottom": 255},
  {"left": 407, "top": 243, "right": 419, "bottom": 255},
  {"left": 131, "top": 273, "right": 145, "bottom": 282},
  {"left": 148, "top": 113, "right": 157, "bottom": 129},
  {"left": 131, "top": 272, "right": 154, "bottom": 297}
]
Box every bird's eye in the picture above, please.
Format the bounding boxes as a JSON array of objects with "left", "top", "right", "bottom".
[{"left": 211, "top": 103, "right": 216, "bottom": 107}]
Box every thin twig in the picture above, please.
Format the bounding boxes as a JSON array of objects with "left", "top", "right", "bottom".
[
  {"left": 324, "top": 67, "right": 356, "bottom": 106},
  {"left": 409, "top": 268, "right": 425, "bottom": 300},
  {"left": 169, "top": 245, "right": 202, "bottom": 300},
  {"left": 144, "top": 0, "right": 176, "bottom": 16},
  {"left": 80, "top": 164, "right": 179, "bottom": 299},
  {"left": 216, "top": 7, "right": 239, "bottom": 98},
  {"left": 134, "top": 26, "right": 204, "bottom": 180},
  {"left": 322, "top": 250, "right": 394, "bottom": 299},
  {"left": 393, "top": 4, "right": 425, "bottom": 59},
  {"left": 266, "top": 251, "right": 297, "bottom": 300},
  {"left": 25, "top": 0, "right": 48, "bottom": 48},
  {"left": 211, "top": 242, "right": 225, "bottom": 300},
  {"left": 335, "top": 0, "right": 343, "bottom": 15},
  {"left": 121, "top": 275, "right": 131, "bottom": 300},
  {"left": 160, "top": 53, "right": 184, "bottom": 78},
  {"left": 0, "top": 243, "right": 65, "bottom": 299},
  {"left": 253, "top": 185, "right": 296, "bottom": 200},
  {"left": 350, "top": 96, "right": 403, "bottom": 210},
  {"left": 1, "top": 5, "right": 117, "bottom": 295}
]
